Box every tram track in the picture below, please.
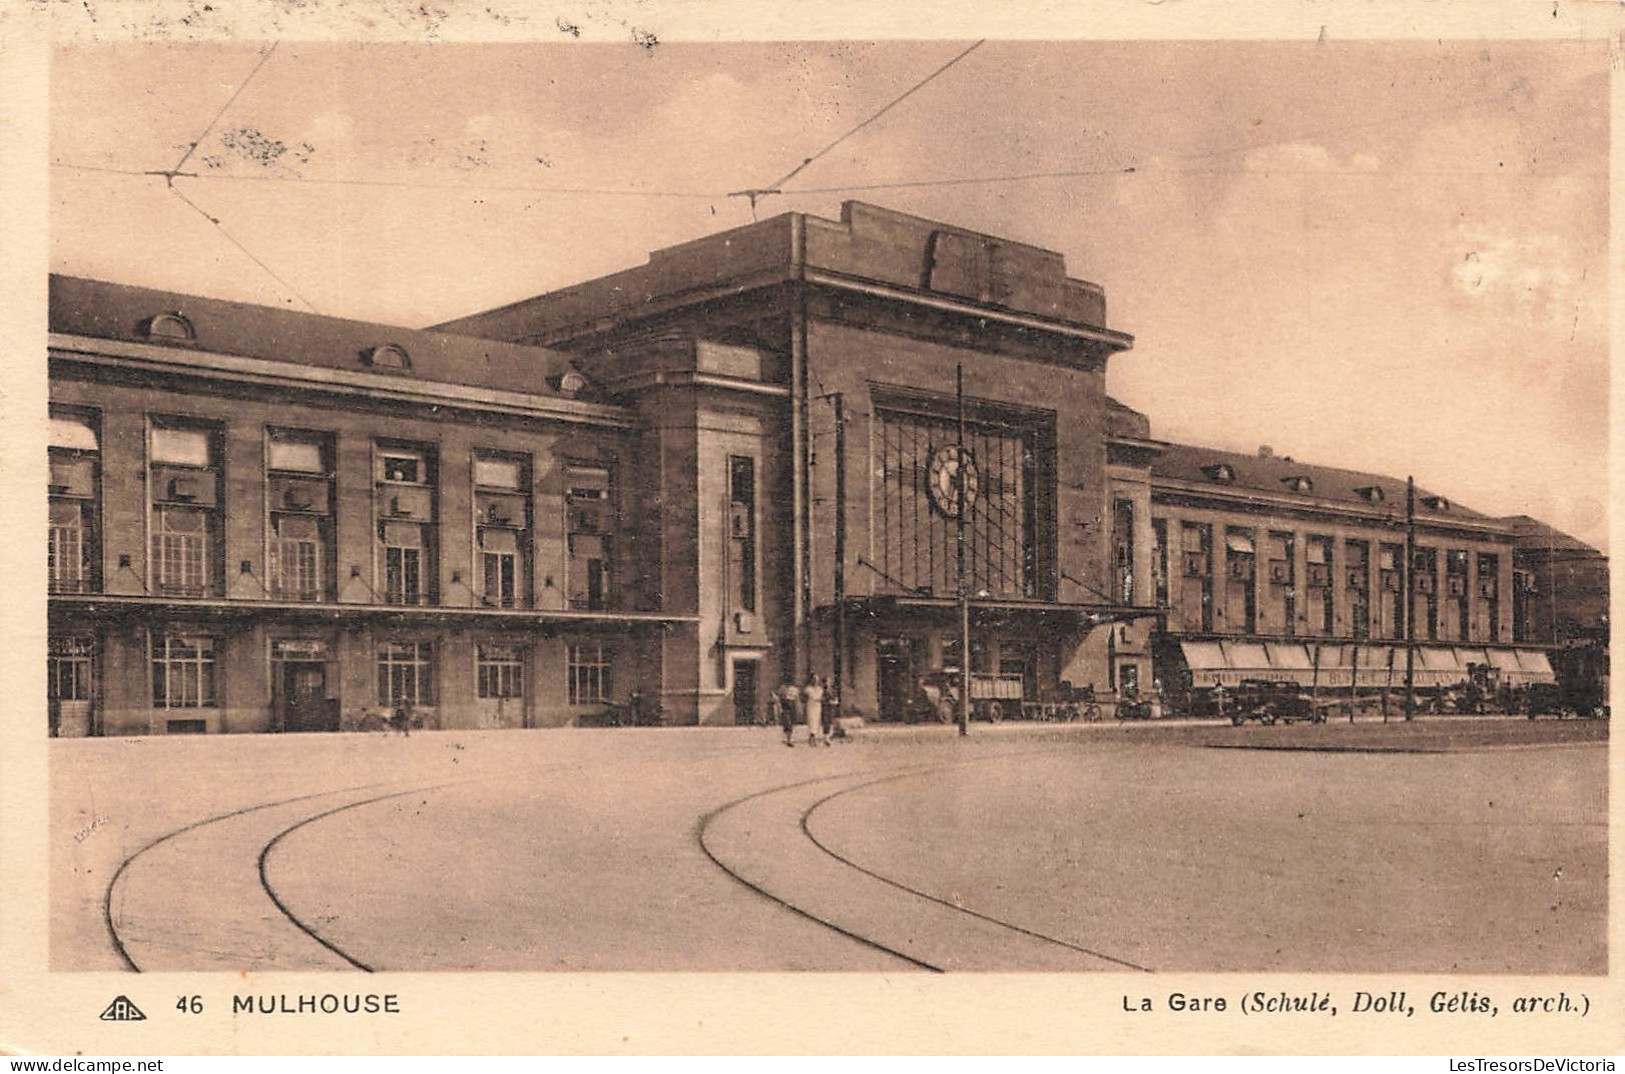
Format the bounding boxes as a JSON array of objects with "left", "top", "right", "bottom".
[
  {"left": 697, "top": 752, "right": 1148, "bottom": 972},
  {"left": 103, "top": 782, "right": 387, "bottom": 972}
]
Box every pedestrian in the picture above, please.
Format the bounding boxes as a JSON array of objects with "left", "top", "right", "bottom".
[
  {"left": 821, "top": 676, "right": 844, "bottom": 740},
  {"left": 776, "top": 680, "right": 799, "bottom": 747},
  {"left": 389, "top": 699, "right": 413, "bottom": 737},
  {"left": 802, "top": 673, "right": 826, "bottom": 747}
]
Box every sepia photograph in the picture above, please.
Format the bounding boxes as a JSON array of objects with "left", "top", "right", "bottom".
[{"left": 24, "top": 24, "right": 1613, "bottom": 1026}]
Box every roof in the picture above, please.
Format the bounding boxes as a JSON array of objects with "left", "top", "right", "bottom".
[
  {"left": 49, "top": 275, "right": 576, "bottom": 399},
  {"left": 1496, "top": 515, "right": 1604, "bottom": 556},
  {"left": 1151, "top": 441, "right": 1495, "bottom": 524},
  {"left": 433, "top": 200, "right": 1121, "bottom": 346},
  {"left": 1106, "top": 396, "right": 1153, "bottom": 440}
]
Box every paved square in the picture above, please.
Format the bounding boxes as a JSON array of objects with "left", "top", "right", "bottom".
[{"left": 54, "top": 720, "right": 1606, "bottom": 973}]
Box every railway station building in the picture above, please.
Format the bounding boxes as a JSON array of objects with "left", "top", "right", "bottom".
[{"left": 46, "top": 202, "right": 1599, "bottom": 734}]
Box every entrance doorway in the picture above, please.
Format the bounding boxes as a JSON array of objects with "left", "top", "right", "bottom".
[
  {"left": 876, "top": 637, "right": 919, "bottom": 722},
  {"left": 732, "top": 660, "right": 760, "bottom": 726},
  {"left": 280, "top": 662, "right": 335, "bottom": 732},
  {"left": 49, "top": 636, "right": 95, "bottom": 737}
]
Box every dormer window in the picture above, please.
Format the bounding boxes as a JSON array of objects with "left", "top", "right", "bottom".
[
  {"left": 1281, "top": 475, "right": 1313, "bottom": 494},
  {"left": 361, "top": 344, "right": 412, "bottom": 371},
  {"left": 557, "top": 369, "right": 590, "bottom": 398},
  {"left": 1422, "top": 495, "right": 1451, "bottom": 511},
  {"left": 1202, "top": 463, "right": 1236, "bottom": 484},
  {"left": 1356, "top": 485, "right": 1385, "bottom": 504},
  {"left": 139, "top": 312, "right": 196, "bottom": 344}
]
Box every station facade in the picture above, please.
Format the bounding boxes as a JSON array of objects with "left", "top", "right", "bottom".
[{"left": 46, "top": 202, "right": 1601, "bottom": 734}]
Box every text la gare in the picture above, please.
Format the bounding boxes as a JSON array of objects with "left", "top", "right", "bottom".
[{"left": 1123, "top": 993, "right": 1227, "bottom": 1012}]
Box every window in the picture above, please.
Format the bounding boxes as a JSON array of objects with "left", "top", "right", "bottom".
[
  {"left": 152, "top": 506, "right": 210, "bottom": 595},
  {"left": 729, "top": 456, "right": 758, "bottom": 613},
  {"left": 479, "top": 528, "right": 518, "bottom": 608},
  {"left": 152, "top": 635, "right": 217, "bottom": 709},
  {"left": 1112, "top": 498, "right": 1135, "bottom": 604},
  {"left": 1306, "top": 535, "right": 1334, "bottom": 634},
  {"left": 140, "top": 312, "right": 196, "bottom": 343},
  {"left": 1179, "top": 522, "right": 1213, "bottom": 632},
  {"left": 1202, "top": 463, "right": 1236, "bottom": 483},
  {"left": 269, "top": 515, "right": 322, "bottom": 600},
  {"left": 150, "top": 420, "right": 222, "bottom": 596},
  {"left": 49, "top": 410, "right": 100, "bottom": 594},
  {"left": 567, "top": 464, "right": 614, "bottom": 611},
  {"left": 380, "top": 452, "right": 423, "bottom": 484},
  {"left": 1281, "top": 476, "right": 1313, "bottom": 493},
  {"left": 49, "top": 636, "right": 94, "bottom": 702},
  {"left": 1267, "top": 531, "right": 1296, "bottom": 637},
  {"left": 1380, "top": 542, "right": 1404, "bottom": 638},
  {"left": 1414, "top": 546, "right": 1439, "bottom": 640},
  {"left": 377, "top": 641, "right": 432, "bottom": 706},
  {"left": 475, "top": 452, "right": 530, "bottom": 609},
  {"left": 267, "top": 430, "right": 333, "bottom": 601},
  {"left": 477, "top": 644, "right": 525, "bottom": 699},
  {"left": 568, "top": 642, "right": 612, "bottom": 704},
  {"left": 1479, "top": 553, "right": 1501, "bottom": 643},
  {"left": 1150, "top": 518, "right": 1169, "bottom": 608},
  {"left": 376, "top": 442, "right": 436, "bottom": 605},
  {"left": 1346, "top": 540, "right": 1370, "bottom": 639},
  {"left": 362, "top": 344, "right": 411, "bottom": 370},
  {"left": 382, "top": 524, "right": 424, "bottom": 605}
]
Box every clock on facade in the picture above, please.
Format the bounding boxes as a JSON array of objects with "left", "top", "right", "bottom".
[{"left": 927, "top": 445, "right": 980, "bottom": 518}]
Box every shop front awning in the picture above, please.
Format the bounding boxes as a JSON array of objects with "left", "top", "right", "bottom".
[{"left": 1515, "top": 649, "right": 1556, "bottom": 682}]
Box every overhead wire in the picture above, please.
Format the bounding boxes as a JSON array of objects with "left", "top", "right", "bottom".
[{"left": 168, "top": 184, "right": 319, "bottom": 313}]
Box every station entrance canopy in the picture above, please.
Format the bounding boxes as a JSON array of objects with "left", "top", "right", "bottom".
[{"left": 1178, "top": 640, "right": 1554, "bottom": 688}]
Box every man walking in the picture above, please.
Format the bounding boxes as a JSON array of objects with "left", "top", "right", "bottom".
[{"left": 776, "top": 680, "right": 800, "bottom": 747}]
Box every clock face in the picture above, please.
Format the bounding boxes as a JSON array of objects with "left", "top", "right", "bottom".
[{"left": 927, "top": 446, "right": 980, "bottom": 517}]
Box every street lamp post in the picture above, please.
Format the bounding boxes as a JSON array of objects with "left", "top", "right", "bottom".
[{"left": 956, "top": 363, "right": 970, "bottom": 737}]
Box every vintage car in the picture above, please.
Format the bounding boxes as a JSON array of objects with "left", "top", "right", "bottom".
[{"left": 1228, "top": 679, "right": 1328, "bottom": 726}]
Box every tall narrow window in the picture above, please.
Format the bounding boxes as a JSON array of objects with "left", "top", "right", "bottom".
[
  {"left": 377, "top": 640, "right": 432, "bottom": 706},
  {"left": 1112, "top": 498, "right": 1136, "bottom": 605},
  {"left": 1446, "top": 549, "right": 1470, "bottom": 641},
  {"left": 729, "top": 456, "right": 758, "bottom": 613},
  {"left": 1346, "top": 540, "right": 1370, "bottom": 639},
  {"left": 567, "top": 463, "right": 614, "bottom": 611},
  {"left": 152, "top": 634, "right": 217, "bottom": 708},
  {"left": 1223, "top": 527, "right": 1255, "bottom": 633},
  {"left": 267, "top": 429, "right": 334, "bottom": 601},
  {"left": 1180, "top": 522, "right": 1213, "bottom": 632},
  {"left": 567, "top": 641, "right": 612, "bottom": 704},
  {"left": 1478, "top": 553, "right": 1501, "bottom": 642},
  {"left": 1266, "top": 531, "right": 1296, "bottom": 637},
  {"left": 376, "top": 442, "right": 436, "bottom": 605},
  {"left": 1380, "top": 543, "right": 1404, "bottom": 638},
  {"left": 150, "top": 420, "right": 222, "bottom": 597},
  {"left": 49, "top": 409, "right": 100, "bottom": 594},
  {"left": 1150, "top": 518, "right": 1169, "bottom": 608},
  {"left": 1414, "top": 546, "right": 1439, "bottom": 641},
  {"left": 475, "top": 453, "right": 530, "bottom": 609},
  {"left": 1305, "top": 535, "right": 1334, "bottom": 635}
]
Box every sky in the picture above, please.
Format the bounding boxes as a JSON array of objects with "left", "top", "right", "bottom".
[{"left": 48, "top": 40, "right": 1610, "bottom": 548}]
